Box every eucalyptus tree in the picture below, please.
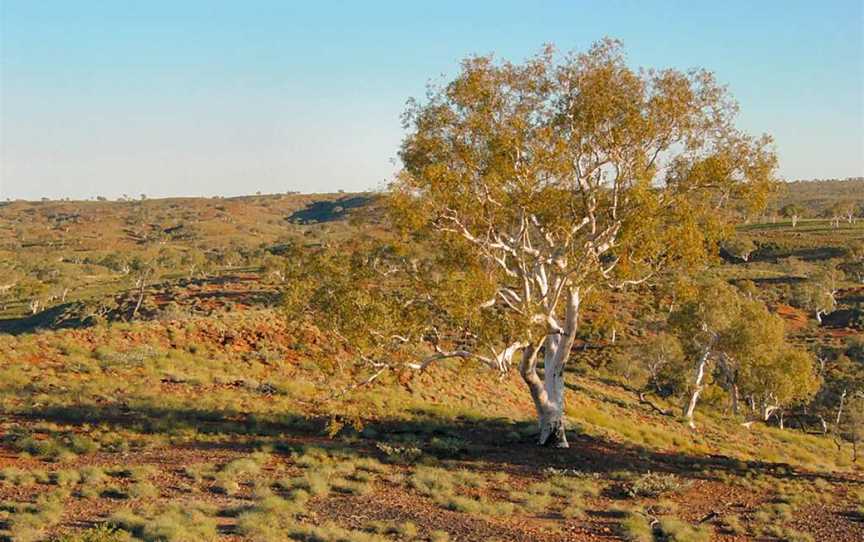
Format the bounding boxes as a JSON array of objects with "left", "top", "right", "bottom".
[
  {"left": 722, "top": 300, "right": 819, "bottom": 423},
  {"left": 780, "top": 204, "right": 804, "bottom": 227},
  {"left": 295, "top": 40, "right": 776, "bottom": 447},
  {"left": 838, "top": 200, "right": 858, "bottom": 224},
  {"left": 839, "top": 393, "right": 864, "bottom": 462},
  {"left": 669, "top": 281, "right": 742, "bottom": 426},
  {"left": 635, "top": 331, "right": 686, "bottom": 395},
  {"left": 841, "top": 240, "right": 864, "bottom": 283},
  {"left": 723, "top": 235, "right": 757, "bottom": 262},
  {"left": 792, "top": 267, "right": 843, "bottom": 324},
  {"left": 669, "top": 281, "right": 818, "bottom": 426}
]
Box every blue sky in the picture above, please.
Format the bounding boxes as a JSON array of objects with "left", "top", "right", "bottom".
[{"left": 1, "top": 1, "right": 862, "bottom": 200}]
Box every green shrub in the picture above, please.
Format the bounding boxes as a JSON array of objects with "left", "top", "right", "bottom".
[
  {"left": 109, "top": 504, "right": 218, "bottom": 542},
  {"left": 657, "top": 517, "right": 712, "bottom": 542},
  {"left": 53, "top": 524, "right": 132, "bottom": 542},
  {"left": 619, "top": 511, "right": 653, "bottom": 542},
  {"left": 623, "top": 472, "right": 685, "bottom": 498},
  {"left": 127, "top": 481, "right": 159, "bottom": 499},
  {"left": 53, "top": 469, "right": 82, "bottom": 487},
  {"left": 0, "top": 467, "right": 37, "bottom": 487}
]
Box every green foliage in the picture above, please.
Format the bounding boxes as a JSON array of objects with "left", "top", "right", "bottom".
[
  {"left": 108, "top": 503, "right": 218, "bottom": 542},
  {"left": 623, "top": 472, "right": 685, "bottom": 498},
  {"left": 54, "top": 524, "right": 132, "bottom": 542},
  {"left": 669, "top": 279, "right": 819, "bottom": 419},
  {"left": 657, "top": 517, "right": 713, "bottom": 542},
  {"left": 619, "top": 510, "right": 654, "bottom": 542},
  {"left": 839, "top": 393, "right": 864, "bottom": 461},
  {"left": 723, "top": 234, "right": 758, "bottom": 261}
]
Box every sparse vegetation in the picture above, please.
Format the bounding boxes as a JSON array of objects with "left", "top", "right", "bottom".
[{"left": 0, "top": 36, "right": 859, "bottom": 542}]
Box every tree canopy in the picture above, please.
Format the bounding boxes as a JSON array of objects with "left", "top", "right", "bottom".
[{"left": 295, "top": 39, "right": 780, "bottom": 446}]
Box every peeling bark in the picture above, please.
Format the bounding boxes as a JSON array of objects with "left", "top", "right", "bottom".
[{"left": 520, "top": 288, "right": 580, "bottom": 448}]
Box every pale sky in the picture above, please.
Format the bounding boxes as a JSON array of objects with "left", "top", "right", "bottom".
[{"left": 1, "top": 1, "right": 862, "bottom": 200}]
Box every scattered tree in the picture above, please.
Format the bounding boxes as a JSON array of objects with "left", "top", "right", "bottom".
[
  {"left": 723, "top": 235, "right": 757, "bottom": 262},
  {"left": 636, "top": 332, "right": 687, "bottom": 395},
  {"left": 791, "top": 267, "right": 843, "bottom": 323},
  {"left": 669, "top": 280, "right": 817, "bottom": 426},
  {"left": 841, "top": 240, "right": 864, "bottom": 283},
  {"left": 780, "top": 204, "right": 804, "bottom": 227},
  {"left": 839, "top": 393, "right": 864, "bottom": 462},
  {"left": 293, "top": 40, "right": 777, "bottom": 447}
]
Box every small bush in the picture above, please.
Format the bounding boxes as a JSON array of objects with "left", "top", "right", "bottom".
[
  {"left": 53, "top": 524, "right": 131, "bottom": 542},
  {"left": 127, "top": 481, "right": 159, "bottom": 499},
  {"left": 657, "top": 517, "right": 712, "bottom": 542},
  {"left": 109, "top": 503, "right": 218, "bottom": 542},
  {"left": 53, "top": 469, "right": 82, "bottom": 488},
  {"left": 623, "top": 472, "right": 685, "bottom": 498},
  {"left": 719, "top": 514, "right": 745, "bottom": 535},
  {"left": 619, "top": 510, "right": 653, "bottom": 542},
  {"left": 376, "top": 441, "right": 423, "bottom": 463},
  {"left": 0, "top": 467, "right": 37, "bottom": 487}
]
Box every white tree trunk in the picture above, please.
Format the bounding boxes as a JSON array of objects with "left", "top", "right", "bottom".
[
  {"left": 836, "top": 389, "right": 847, "bottom": 426},
  {"left": 731, "top": 384, "right": 740, "bottom": 416},
  {"left": 521, "top": 288, "right": 580, "bottom": 448},
  {"left": 684, "top": 350, "right": 710, "bottom": 428}
]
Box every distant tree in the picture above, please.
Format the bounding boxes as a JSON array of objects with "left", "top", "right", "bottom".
[
  {"left": 841, "top": 240, "right": 864, "bottom": 283},
  {"left": 839, "top": 393, "right": 864, "bottom": 462},
  {"left": 829, "top": 202, "right": 844, "bottom": 228},
  {"left": 780, "top": 204, "right": 805, "bottom": 227},
  {"left": 723, "top": 235, "right": 757, "bottom": 262},
  {"left": 125, "top": 247, "right": 176, "bottom": 319},
  {"left": 670, "top": 281, "right": 742, "bottom": 426},
  {"left": 791, "top": 267, "right": 843, "bottom": 323},
  {"left": 181, "top": 248, "right": 209, "bottom": 280},
  {"left": 670, "top": 280, "right": 817, "bottom": 426},
  {"left": 636, "top": 332, "right": 687, "bottom": 395},
  {"left": 14, "top": 278, "right": 49, "bottom": 315},
  {"left": 735, "top": 279, "right": 760, "bottom": 300},
  {"left": 824, "top": 353, "right": 864, "bottom": 429},
  {"left": 840, "top": 200, "right": 858, "bottom": 224},
  {"left": 756, "top": 346, "right": 820, "bottom": 425},
  {"left": 262, "top": 254, "right": 287, "bottom": 282},
  {"left": 292, "top": 40, "right": 778, "bottom": 447}
]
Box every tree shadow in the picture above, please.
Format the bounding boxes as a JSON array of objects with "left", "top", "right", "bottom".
[
  {"left": 7, "top": 400, "right": 858, "bottom": 487},
  {"left": 0, "top": 273, "right": 279, "bottom": 336},
  {"left": 0, "top": 302, "right": 85, "bottom": 335},
  {"left": 287, "top": 196, "right": 373, "bottom": 224},
  {"left": 749, "top": 246, "right": 847, "bottom": 263}
]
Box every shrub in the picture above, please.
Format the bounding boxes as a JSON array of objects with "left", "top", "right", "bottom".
[
  {"left": 53, "top": 469, "right": 82, "bottom": 488},
  {"left": 278, "top": 472, "right": 331, "bottom": 497},
  {"left": 657, "top": 517, "right": 712, "bottom": 542},
  {"left": 0, "top": 467, "right": 37, "bottom": 487},
  {"left": 4, "top": 490, "right": 67, "bottom": 542},
  {"left": 53, "top": 524, "right": 131, "bottom": 542},
  {"left": 109, "top": 504, "right": 218, "bottom": 542},
  {"left": 127, "top": 481, "right": 159, "bottom": 499},
  {"left": 623, "top": 472, "right": 685, "bottom": 498},
  {"left": 332, "top": 478, "right": 373, "bottom": 496},
  {"left": 375, "top": 441, "right": 423, "bottom": 463},
  {"left": 236, "top": 492, "right": 310, "bottom": 540},
  {"left": 619, "top": 511, "right": 653, "bottom": 542}
]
